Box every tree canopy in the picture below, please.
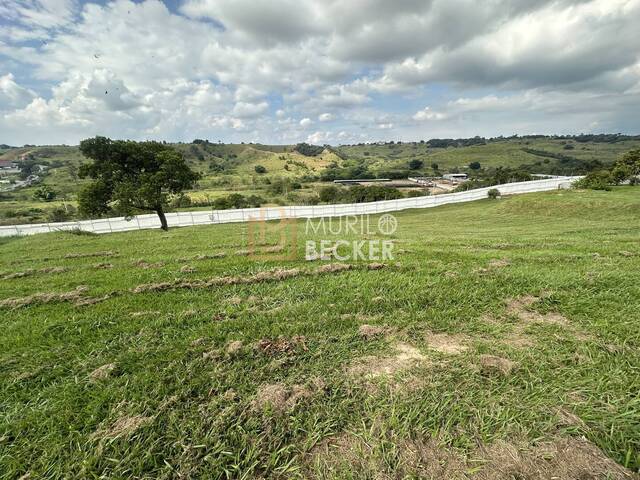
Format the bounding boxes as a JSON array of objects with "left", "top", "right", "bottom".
[{"left": 78, "top": 136, "right": 201, "bottom": 230}]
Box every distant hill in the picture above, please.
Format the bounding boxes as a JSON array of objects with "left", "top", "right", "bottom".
[{"left": 1, "top": 135, "right": 638, "bottom": 226}]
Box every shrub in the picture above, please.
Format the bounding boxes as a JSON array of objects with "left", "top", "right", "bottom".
[
  {"left": 319, "top": 185, "right": 340, "bottom": 203},
  {"left": 573, "top": 171, "right": 612, "bottom": 191},
  {"left": 33, "top": 185, "right": 57, "bottom": 202},
  {"left": 487, "top": 188, "right": 501, "bottom": 199},
  {"left": 254, "top": 165, "right": 267, "bottom": 174},
  {"left": 469, "top": 161, "right": 481, "bottom": 170},
  {"left": 408, "top": 159, "right": 423, "bottom": 170}
]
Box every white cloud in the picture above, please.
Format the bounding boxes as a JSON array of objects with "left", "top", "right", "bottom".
[
  {"left": 0, "top": 73, "right": 37, "bottom": 110},
  {"left": 412, "top": 106, "right": 446, "bottom": 121},
  {"left": 232, "top": 101, "right": 269, "bottom": 118},
  {"left": 0, "top": 0, "right": 639, "bottom": 145}
]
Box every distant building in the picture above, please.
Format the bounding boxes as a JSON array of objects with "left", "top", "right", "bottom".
[
  {"left": 333, "top": 178, "right": 390, "bottom": 185},
  {"left": 0, "top": 160, "right": 18, "bottom": 169},
  {"left": 442, "top": 173, "right": 468, "bottom": 183}
]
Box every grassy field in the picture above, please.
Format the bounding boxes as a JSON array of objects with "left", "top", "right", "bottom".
[{"left": 1, "top": 186, "right": 639, "bottom": 479}]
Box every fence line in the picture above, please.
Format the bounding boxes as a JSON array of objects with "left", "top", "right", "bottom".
[{"left": 0, "top": 177, "right": 580, "bottom": 237}]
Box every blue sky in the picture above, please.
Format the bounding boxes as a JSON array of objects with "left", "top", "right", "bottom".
[{"left": 1, "top": 0, "right": 639, "bottom": 145}]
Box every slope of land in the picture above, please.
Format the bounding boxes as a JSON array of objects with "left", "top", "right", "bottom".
[
  {"left": 1, "top": 135, "right": 639, "bottom": 225},
  {"left": 1, "top": 187, "right": 639, "bottom": 478}
]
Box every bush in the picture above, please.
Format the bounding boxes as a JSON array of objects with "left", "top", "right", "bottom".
[
  {"left": 487, "top": 188, "right": 501, "bottom": 199},
  {"left": 47, "top": 205, "right": 76, "bottom": 222},
  {"left": 319, "top": 185, "right": 340, "bottom": 203},
  {"left": 408, "top": 159, "right": 423, "bottom": 170},
  {"left": 469, "top": 161, "right": 481, "bottom": 170},
  {"left": 574, "top": 171, "right": 613, "bottom": 191},
  {"left": 254, "top": 165, "right": 267, "bottom": 174},
  {"left": 33, "top": 185, "right": 57, "bottom": 202}
]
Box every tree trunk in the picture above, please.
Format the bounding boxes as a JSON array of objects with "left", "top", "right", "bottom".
[{"left": 155, "top": 206, "right": 169, "bottom": 231}]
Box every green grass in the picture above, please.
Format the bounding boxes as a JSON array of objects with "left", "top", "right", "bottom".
[{"left": 1, "top": 187, "right": 639, "bottom": 479}]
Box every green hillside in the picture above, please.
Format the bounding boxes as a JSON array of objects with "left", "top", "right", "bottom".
[
  {"left": 0, "top": 187, "right": 639, "bottom": 478},
  {"left": 1, "top": 136, "right": 639, "bottom": 226}
]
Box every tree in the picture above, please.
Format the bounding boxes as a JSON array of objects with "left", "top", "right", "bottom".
[
  {"left": 408, "top": 159, "right": 424, "bottom": 170},
  {"left": 611, "top": 148, "right": 640, "bottom": 184},
  {"left": 78, "top": 137, "right": 200, "bottom": 231},
  {"left": 254, "top": 165, "right": 267, "bottom": 174},
  {"left": 469, "top": 161, "right": 481, "bottom": 170},
  {"left": 431, "top": 162, "right": 439, "bottom": 171}
]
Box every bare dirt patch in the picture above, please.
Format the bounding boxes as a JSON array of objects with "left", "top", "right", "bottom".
[
  {"left": 348, "top": 343, "right": 426, "bottom": 378},
  {"left": 479, "top": 354, "right": 517, "bottom": 376},
  {"left": 425, "top": 332, "right": 469, "bottom": 355},
  {"left": 505, "top": 295, "right": 589, "bottom": 343},
  {"left": 226, "top": 340, "right": 243, "bottom": 355},
  {"left": 358, "top": 324, "right": 387, "bottom": 340},
  {"left": 252, "top": 381, "right": 321, "bottom": 413}
]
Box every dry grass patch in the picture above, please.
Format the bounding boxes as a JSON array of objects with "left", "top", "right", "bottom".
[
  {"left": 479, "top": 354, "right": 517, "bottom": 376},
  {"left": 131, "top": 263, "right": 373, "bottom": 295},
  {"left": 252, "top": 379, "right": 324, "bottom": 413},
  {"left": 1, "top": 266, "right": 67, "bottom": 280},
  {"left": 133, "top": 260, "right": 165, "bottom": 269},
  {"left": 96, "top": 415, "right": 152, "bottom": 440},
  {"left": 180, "top": 265, "right": 196, "bottom": 273},
  {"left": 89, "top": 363, "right": 116, "bottom": 381},
  {"left": 306, "top": 433, "right": 635, "bottom": 480},
  {"left": 348, "top": 343, "right": 426, "bottom": 379},
  {"left": 93, "top": 262, "right": 113, "bottom": 269},
  {"left": 425, "top": 331, "right": 469, "bottom": 355},
  {"left": 64, "top": 250, "right": 117, "bottom": 259},
  {"left": 254, "top": 335, "right": 308, "bottom": 356},
  {"left": 0, "top": 286, "right": 89, "bottom": 309},
  {"left": 130, "top": 311, "right": 161, "bottom": 318},
  {"left": 554, "top": 407, "right": 587, "bottom": 429},
  {"left": 225, "top": 340, "right": 244, "bottom": 355},
  {"left": 488, "top": 258, "right": 511, "bottom": 268},
  {"left": 472, "top": 436, "right": 635, "bottom": 480},
  {"left": 358, "top": 324, "right": 387, "bottom": 340}
]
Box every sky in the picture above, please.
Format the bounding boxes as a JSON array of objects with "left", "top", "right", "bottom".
[{"left": 0, "top": 0, "right": 639, "bottom": 146}]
